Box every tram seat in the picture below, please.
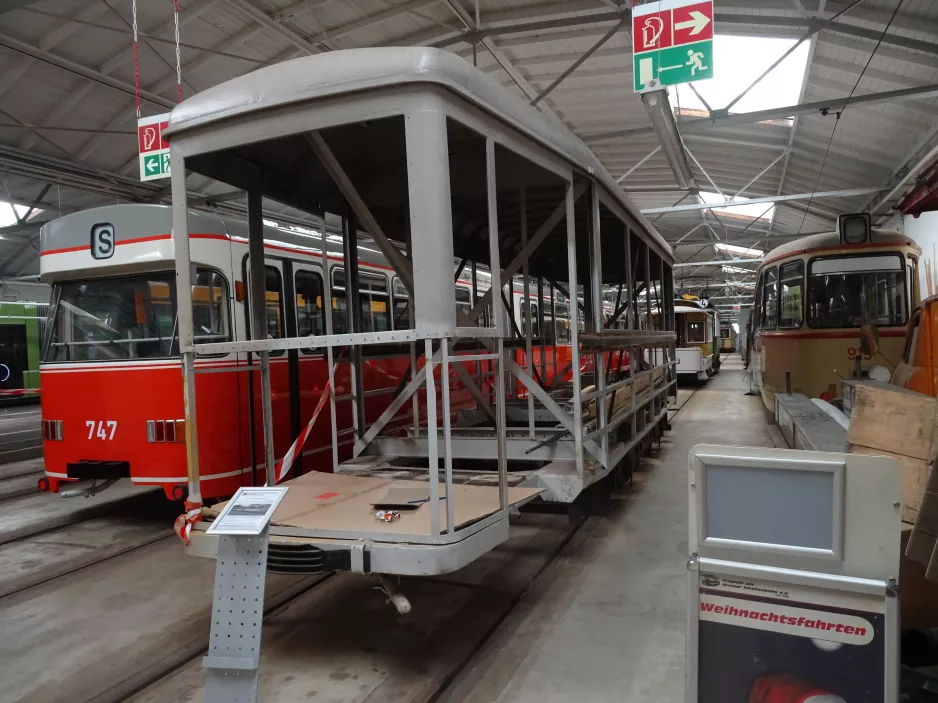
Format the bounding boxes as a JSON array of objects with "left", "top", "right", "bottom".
[{"left": 773, "top": 393, "right": 846, "bottom": 452}]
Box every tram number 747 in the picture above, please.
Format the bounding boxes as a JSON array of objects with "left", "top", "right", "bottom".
[{"left": 86, "top": 420, "right": 118, "bottom": 440}]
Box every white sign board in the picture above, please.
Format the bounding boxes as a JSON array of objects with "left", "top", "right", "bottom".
[
  {"left": 138, "top": 113, "right": 172, "bottom": 182},
  {"left": 206, "top": 486, "right": 288, "bottom": 536}
]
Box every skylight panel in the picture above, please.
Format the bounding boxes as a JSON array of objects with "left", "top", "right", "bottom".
[{"left": 669, "top": 35, "right": 810, "bottom": 118}]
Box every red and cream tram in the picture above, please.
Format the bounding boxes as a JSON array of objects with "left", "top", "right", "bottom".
[{"left": 37, "top": 204, "right": 601, "bottom": 500}]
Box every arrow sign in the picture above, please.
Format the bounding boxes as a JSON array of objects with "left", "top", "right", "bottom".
[
  {"left": 675, "top": 10, "right": 710, "bottom": 35},
  {"left": 146, "top": 158, "right": 160, "bottom": 175}
]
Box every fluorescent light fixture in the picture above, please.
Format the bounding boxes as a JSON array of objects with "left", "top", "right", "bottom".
[
  {"left": 714, "top": 242, "right": 764, "bottom": 257},
  {"left": 641, "top": 89, "right": 693, "bottom": 189},
  {"left": 722, "top": 265, "right": 754, "bottom": 274}
]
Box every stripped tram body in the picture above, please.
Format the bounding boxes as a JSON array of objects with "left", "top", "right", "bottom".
[
  {"left": 37, "top": 205, "right": 607, "bottom": 500},
  {"left": 751, "top": 216, "right": 921, "bottom": 411}
]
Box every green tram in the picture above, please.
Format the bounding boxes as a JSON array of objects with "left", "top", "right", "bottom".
[{"left": 0, "top": 301, "right": 46, "bottom": 402}]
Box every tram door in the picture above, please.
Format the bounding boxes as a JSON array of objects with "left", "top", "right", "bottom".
[
  {"left": 292, "top": 261, "right": 334, "bottom": 472},
  {"left": 244, "top": 257, "right": 295, "bottom": 481},
  {"left": 0, "top": 324, "right": 26, "bottom": 391}
]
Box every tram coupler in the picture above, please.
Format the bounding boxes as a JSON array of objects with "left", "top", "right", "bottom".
[
  {"left": 374, "top": 574, "right": 411, "bottom": 615},
  {"left": 60, "top": 478, "right": 118, "bottom": 498}
]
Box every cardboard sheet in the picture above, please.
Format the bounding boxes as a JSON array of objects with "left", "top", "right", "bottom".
[{"left": 211, "top": 472, "right": 542, "bottom": 536}]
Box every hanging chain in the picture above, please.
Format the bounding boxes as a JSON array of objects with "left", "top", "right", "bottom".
[
  {"left": 132, "top": 0, "right": 140, "bottom": 117},
  {"left": 173, "top": 0, "right": 183, "bottom": 102}
]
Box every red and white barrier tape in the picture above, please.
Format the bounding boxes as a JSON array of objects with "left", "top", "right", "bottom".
[
  {"left": 0, "top": 388, "right": 39, "bottom": 396},
  {"left": 173, "top": 498, "right": 203, "bottom": 545},
  {"left": 273, "top": 378, "right": 331, "bottom": 484}
]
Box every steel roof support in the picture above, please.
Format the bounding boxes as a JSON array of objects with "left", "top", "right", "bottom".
[
  {"left": 0, "top": 32, "right": 175, "bottom": 109},
  {"left": 642, "top": 186, "right": 885, "bottom": 215},
  {"left": 442, "top": 0, "right": 562, "bottom": 123},
  {"left": 732, "top": 151, "right": 791, "bottom": 200},
  {"left": 721, "top": 0, "right": 862, "bottom": 114},
  {"left": 531, "top": 18, "right": 624, "bottom": 106},
  {"left": 616, "top": 146, "right": 660, "bottom": 184},
  {"left": 683, "top": 135, "right": 791, "bottom": 151},
  {"left": 223, "top": 0, "right": 326, "bottom": 54},
  {"left": 586, "top": 83, "right": 938, "bottom": 142},
  {"left": 78, "top": 22, "right": 270, "bottom": 164},
  {"left": 674, "top": 259, "right": 764, "bottom": 268},
  {"left": 18, "top": 0, "right": 220, "bottom": 153}
]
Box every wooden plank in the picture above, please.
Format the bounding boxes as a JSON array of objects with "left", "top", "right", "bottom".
[
  {"left": 846, "top": 380, "right": 938, "bottom": 463},
  {"left": 847, "top": 443, "right": 931, "bottom": 523}
]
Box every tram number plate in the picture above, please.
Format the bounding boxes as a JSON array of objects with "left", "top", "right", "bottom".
[{"left": 86, "top": 420, "right": 118, "bottom": 440}]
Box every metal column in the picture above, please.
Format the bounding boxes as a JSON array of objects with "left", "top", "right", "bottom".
[
  {"left": 521, "top": 188, "right": 535, "bottom": 438},
  {"left": 565, "top": 180, "right": 584, "bottom": 476},
  {"left": 247, "top": 190, "right": 276, "bottom": 486},
  {"left": 170, "top": 148, "right": 201, "bottom": 502},
  {"left": 589, "top": 186, "right": 607, "bottom": 458}
]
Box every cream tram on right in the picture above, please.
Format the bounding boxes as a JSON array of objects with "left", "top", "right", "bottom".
[{"left": 751, "top": 214, "right": 921, "bottom": 411}]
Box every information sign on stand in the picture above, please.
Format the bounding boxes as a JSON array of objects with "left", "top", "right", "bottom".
[
  {"left": 137, "top": 113, "right": 172, "bottom": 182},
  {"left": 204, "top": 487, "right": 288, "bottom": 703},
  {"left": 633, "top": 0, "right": 714, "bottom": 92},
  {"left": 687, "top": 445, "right": 901, "bottom": 703}
]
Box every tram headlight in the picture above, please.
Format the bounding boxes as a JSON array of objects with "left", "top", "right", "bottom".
[
  {"left": 867, "top": 364, "right": 891, "bottom": 383},
  {"left": 837, "top": 213, "right": 871, "bottom": 245}
]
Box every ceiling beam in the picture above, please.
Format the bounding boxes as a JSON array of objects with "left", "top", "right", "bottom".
[
  {"left": 641, "top": 187, "right": 886, "bottom": 215},
  {"left": 223, "top": 0, "right": 326, "bottom": 54},
  {"left": 585, "top": 83, "right": 938, "bottom": 142},
  {"left": 0, "top": 32, "right": 175, "bottom": 109}
]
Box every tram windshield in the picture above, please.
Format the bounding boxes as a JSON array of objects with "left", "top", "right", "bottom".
[
  {"left": 807, "top": 254, "right": 908, "bottom": 328},
  {"left": 44, "top": 271, "right": 230, "bottom": 362}
]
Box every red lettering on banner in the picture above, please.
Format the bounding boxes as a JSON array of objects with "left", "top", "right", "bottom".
[
  {"left": 672, "top": 1, "right": 714, "bottom": 45},
  {"left": 632, "top": 10, "right": 673, "bottom": 52}
]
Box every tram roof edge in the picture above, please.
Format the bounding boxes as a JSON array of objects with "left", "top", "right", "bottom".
[
  {"left": 761, "top": 228, "right": 921, "bottom": 268},
  {"left": 162, "top": 47, "right": 672, "bottom": 262}
]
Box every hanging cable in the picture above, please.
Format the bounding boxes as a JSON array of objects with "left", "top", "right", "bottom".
[
  {"left": 797, "top": 0, "right": 905, "bottom": 234},
  {"left": 132, "top": 0, "right": 141, "bottom": 117},
  {"left": 173, "top": 0, "right": 183, "bottom": 102}
]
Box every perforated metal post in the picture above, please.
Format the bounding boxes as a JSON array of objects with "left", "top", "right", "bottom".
[{"left": 204, "top": 530, "right": 270, "bottom": 703}]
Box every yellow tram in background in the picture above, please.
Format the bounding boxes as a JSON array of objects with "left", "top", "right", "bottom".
[
  {"left": 720, "top": 324, "right": 737, "bottom": 353},
  {"left": 673, "top": 298, "right": 721, "bottom": 381},
  {"left": 751, "top": 214, "right": 921, "bottom": 411}
]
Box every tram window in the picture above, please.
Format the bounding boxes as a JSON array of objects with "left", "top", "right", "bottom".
[
  {"left": 687, "top": 320, "right": 706, "bottom": 343},
  {"left": 778, "top": 261, "right": 804, "bottom": 329},
  {"left": 261, "top": 267, "right": 285, "bottom": 356},
  {"left": 331, "top": 268, "right": 391, "bottom": 334},
  {"left": 44, "top": 270, "right": 231, "bottom": 362},
  {"left": 762, "top": 268, "right": 778, "bottom": 330},
  {"left": 295, "top": 270, "right": 324, "bottom": 337},
  {"left": 455, "top": 286, "right": 474, "bottom": 323},
  {"left": 521, "top": 302, "right": 539, "bottom": 338},
  {"left": 807, "top": 254, "right": 907, "bottom": 328},
  {"left": 392, "top": 277, "right": 411, "bottom": 330}
]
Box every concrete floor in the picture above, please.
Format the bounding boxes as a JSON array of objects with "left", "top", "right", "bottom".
[
  {"left": 439, "top": 356, "right": 774, "bottom": 702},
  {"left": 0, "top": 403, "right": 41, "bottom": 463},
  {"left": 1, "top": 357, "right": 776, "bottom": 703}
]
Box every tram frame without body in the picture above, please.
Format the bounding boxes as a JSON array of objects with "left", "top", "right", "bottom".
[
  {"left": 750, "top": 213, "right": 921, "bottom": 411},
  {"left": 42, "top": 47, "right": 677, "bottom": 576}
]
